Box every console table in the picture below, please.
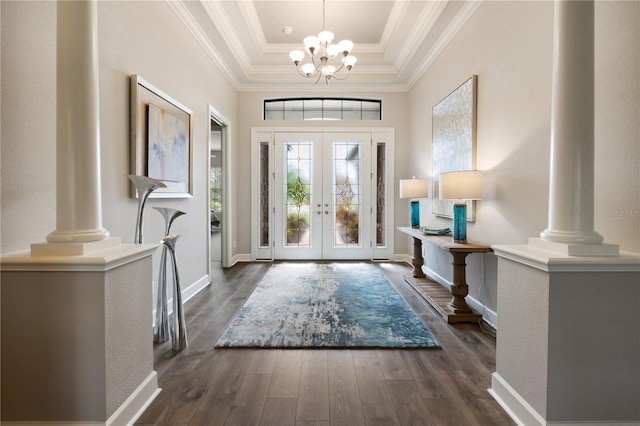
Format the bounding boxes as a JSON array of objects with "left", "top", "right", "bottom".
[{"left": 398, "top": 226, "right": 493, "bottom": 324}]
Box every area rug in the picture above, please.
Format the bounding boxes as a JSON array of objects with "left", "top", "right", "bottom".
[{"left": 215, "top": 262, "right": 441, "bottom": 349}]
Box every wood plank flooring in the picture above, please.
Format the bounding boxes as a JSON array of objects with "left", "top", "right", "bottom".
[{"left": 135, "top": 262, "right": 514, "bottom": 426}]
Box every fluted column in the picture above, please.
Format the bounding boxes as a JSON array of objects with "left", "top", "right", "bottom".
[
  {"left": 539, "top": 0, "right": 602, "bottom": 246},
  {"left": 46, "top": 0, "right": 109, "bottom": 243}
]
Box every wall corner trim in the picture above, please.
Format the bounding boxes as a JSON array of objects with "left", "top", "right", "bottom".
[{"left": 107, "top": 371, "right": 161, "bottom": 426}]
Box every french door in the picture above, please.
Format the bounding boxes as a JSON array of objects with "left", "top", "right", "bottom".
[
  {"left": 273, "top": 132, "right": 371, "bottom": 259},
  {"left": 251, "top": 128, "right": 394, "bottom": 261}
]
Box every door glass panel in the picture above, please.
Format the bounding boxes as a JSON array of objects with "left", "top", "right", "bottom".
[
  {"left": 376, "top": 142, "right": 386, "bottom": 246},
  {"left": 285, "top": 142, "right": 312, "bottom": 246},
  {"left": 333, "top": 142, "right": 361, "bottom": 247},
  {"left": 259, "top": 142, "right": 269, "bottom": 247}
]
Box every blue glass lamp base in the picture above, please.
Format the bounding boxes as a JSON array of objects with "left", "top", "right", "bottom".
[
  {"left": 452, "top": 202, "right": 467, "bottom": 243},
  {"left": 410, "top": 200, "right": 420, "bottom": 228}
]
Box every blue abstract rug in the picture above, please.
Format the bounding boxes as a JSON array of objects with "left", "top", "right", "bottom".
[{"left": 215, "top": 262, "right": 441, "bottom": 349}]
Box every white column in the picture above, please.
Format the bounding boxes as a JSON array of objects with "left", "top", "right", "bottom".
[
  {"left": 46, "top": 0, "right": 109, "bottom": 244},
  {"left": 536, "top": 0, "right": 617, "bottom": 256}
]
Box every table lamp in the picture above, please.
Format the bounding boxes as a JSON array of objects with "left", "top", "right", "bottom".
[
  {"left": 439, "top": 170, "right": 482, "bottom": 243},
  {"left": 399, "top": 177, "right": 428, "bottom": 228}
]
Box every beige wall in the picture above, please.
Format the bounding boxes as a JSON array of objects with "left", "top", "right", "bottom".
[
  {"left": 236, "top": 90, "right": 411, "bottom": 255},
  {"left": 1, "top": 1, "right": 238, "bottom": 291},
  {"left": 1, "top": 1, "right": 638, "bottom": 322},
  {"left": 407, "top": 1, "right": 639, "bottom": 319},
  {"left": 594, "top": 1, "right": 640, "bottom": 255}
]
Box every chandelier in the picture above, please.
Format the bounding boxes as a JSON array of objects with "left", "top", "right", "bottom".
[{"left": 288, "top": 0, "right": 357, "bottom": 84}]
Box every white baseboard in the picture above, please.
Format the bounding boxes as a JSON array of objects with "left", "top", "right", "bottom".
[
  {"left": 230, "top": 253, "right": 252, "bottom": 265},
  {"left": 488, "top": 373, "right": 640, "bottom": 426},
  {"left": 182, "top": 274, "right": 210, "bottom": 304},
  {"left": 489, "top": 372, "right": 545, "bottom": 426},
  {"left": 393, "top": 254, "right": 412, "bottom": 263},
  {"left": 107, "top": 371, "right": 161, "bottom": 426},
  {"left": 420, "top": 264, "right": 498, "bottom": 327}
]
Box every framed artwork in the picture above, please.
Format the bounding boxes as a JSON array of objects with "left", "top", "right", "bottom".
[
  {"left": 130, "top": 74, "right": 193, "bottom": 198},
  {"left": 431, "top": 75, "right": 477, "bottom": 220}
]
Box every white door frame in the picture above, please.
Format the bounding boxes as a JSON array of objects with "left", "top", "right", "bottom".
[
  {"left": 208, "top": 105, "right": 232, "bottom": 270},
  {"left": 251, "top": 127, "right": 395, "bottom": 261}
]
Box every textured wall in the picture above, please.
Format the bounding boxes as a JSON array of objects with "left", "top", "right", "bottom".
[
  {"left": 105, "top": 256, "right": 155, "bottom": 417},
  {"left": 408, "top": 1, "right": 555, "bottom": 320},
  {"left": 1, "top": 253, "right": 155, "bottom": 422},
  {"left": 594, "top": 1, "right": 640, "bottom": 254},
  {"left": 1, "top": 0, "right": 239, "bottom": 312},
  {"left": 408, "top": 1, "right": 640, "bottom": 323},
  {"left": 495, "top": 257, "right": 550, "bottom": 418},
  {"left": 1, "top": 270, "right": 107, "bottom": 420},
  {"left": 0, "top": 1, "right": 57, "bottom": 252}
]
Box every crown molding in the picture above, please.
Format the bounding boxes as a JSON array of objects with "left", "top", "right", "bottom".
[
  {"left": 395, "top": 0, "right": 448, "bottom": 75},
  {"left": 235, "top": 82, "right": 409, "bottom": 93},
  {"left": 406, "top": 0, "right": 483, "bottom": 90},
  {"left": 166, "top": 0, "right": 240, "bottom": 90},
  {"left": 201, "top": 0, "right": 253, "bottom": 75},
  {"left": 169, "top": 0, "right": 483, "bottom": 90}
]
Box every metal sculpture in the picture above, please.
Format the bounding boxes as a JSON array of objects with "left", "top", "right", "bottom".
[
  {"left": 127, "top": 175, "right": 166, "bottom": 244},
  {"left": 162, "top": 234, "right": 188, "bottom": 351},
  {"left": 152, "top": 207, "right": 186, "bottom": 343}
]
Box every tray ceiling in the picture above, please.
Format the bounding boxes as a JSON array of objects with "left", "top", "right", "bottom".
[{"left": 169, "top": 0, "right": 481, "bottom": 92}]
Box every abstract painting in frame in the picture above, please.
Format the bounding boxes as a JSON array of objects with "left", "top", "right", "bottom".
[
  {"left": 130, "top": 74, "right": 193, "bottom": 198},
  {"left": 432, "top": 75, "right": 477, "bottom": 219}
]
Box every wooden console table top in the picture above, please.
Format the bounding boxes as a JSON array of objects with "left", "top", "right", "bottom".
[{"left": 398, "top": 226, "right": 492, "bottom": 254}]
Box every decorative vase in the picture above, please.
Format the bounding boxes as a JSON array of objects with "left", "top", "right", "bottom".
[
  {"left": 409, "top": 200, "right": 420, "bottom": 228},
  {"left": 152, "top": 207, "right": 186, "bottom": 344},
  {"left": 162, "top": 234, "right": 188, "bottom": 351},
  {"left": 127, "top": 175, "right": 166, "bottom": 244},
  {"left": 452, "top": 202, "right": 467, "bottom": 243}
]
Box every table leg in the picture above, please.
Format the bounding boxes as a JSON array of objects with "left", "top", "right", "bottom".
[
  {"left": 449, "top": 252, "right": 472, "bottom": 313},
  {"left": 411, "top": 237, "right": 426, "bottom": 278}
]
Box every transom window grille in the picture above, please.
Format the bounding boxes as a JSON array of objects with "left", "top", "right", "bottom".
[{"left": 264, "top": 98, "right": 381, "bottom": 121}]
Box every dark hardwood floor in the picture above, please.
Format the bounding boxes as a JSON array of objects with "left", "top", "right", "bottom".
[{"left": 135, "top": 261, "right": 514, "bottom": 426}]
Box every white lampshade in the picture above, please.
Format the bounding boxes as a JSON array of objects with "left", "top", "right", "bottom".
[
  {"left": 318, "top": 30, "right": 334, "bottom": 44},
  {"left": 301, "top": 63, "right": 316, "bottom": 76},
  {"left": 289, "top": 50, "right": 305, "bottom": 64},
  {"left": 304, "top": 36, "right": 320, "bottom": 54},
  {"left": 343, "top": 55, "right": 357, "bottom": 69},
  {"left": 399, "top": 177, "right": 428, "bottom": 199},
  {"left": 326, "top": 44, "right": 340, "bottom": 59},
  {"left": 337, "top": 39, "right": 354, "bottom": 55},
  {"left": 439, "top": 170, "right": 483, "bottom": 200}
]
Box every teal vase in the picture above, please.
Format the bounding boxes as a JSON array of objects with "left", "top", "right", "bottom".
[
  {"left": 410, "top": 200, "right": 420, "bottom": 228},
  {"left": 453, "top": 202, "right": 467, "bottom": 243}
]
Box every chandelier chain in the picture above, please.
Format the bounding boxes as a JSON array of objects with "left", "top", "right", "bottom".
[{"left": 322, "top": 0, "right": 326, "bottom": 29}]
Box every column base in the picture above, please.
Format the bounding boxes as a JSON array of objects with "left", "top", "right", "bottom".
[
  {"left": 31, "top": 237, "right": 122, "bottom": 256},
  {"left": 529, "top": 237, "right": 619, "bottom": 257}
]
